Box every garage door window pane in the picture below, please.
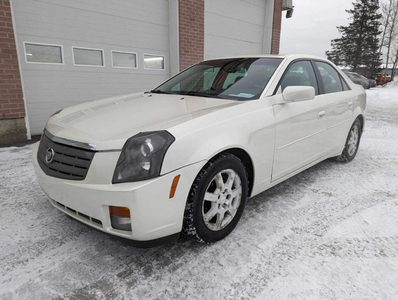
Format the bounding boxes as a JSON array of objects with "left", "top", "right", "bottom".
[
  {"left": 112, "top": 51, "right": 137, "bottom": 68},
  {"left": 73, "top": 48, "right": 104, "bottom": 66},
  {"left": 144, "top": 55, "right": 165, "bottom": 70},
  {"left": 25, "top": 43, "right": 63, "bottom": 64}
]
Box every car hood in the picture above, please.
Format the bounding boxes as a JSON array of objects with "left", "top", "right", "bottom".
[{"left": 46, "top": 93, "right": 241, "bottom": 150}]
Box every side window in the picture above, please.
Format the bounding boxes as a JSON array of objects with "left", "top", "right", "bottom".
[
  {"left": 341, "top": 78, "right": 350, "bottom": 91},
  {"left": 280, "top": 61, "right": 319, "bottom": 95},
  {"left": 315, "top": 62, "right": 343, "bottom": 94}
]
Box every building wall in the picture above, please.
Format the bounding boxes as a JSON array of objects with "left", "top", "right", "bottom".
[
  {"left": 0, "top": 0, "right": 26, "bottom": 144},
  {"left": 179, "top": 0, "right": 283, "bottom": 68},
  {"left": 271, "top": 0, "right": 282, "bottom": 54},
  {"left": 0, "top": 0, "right": 285, "bottom": 143},
  {"left": 12, "top": 0, "right": 171, "bottom": 135},
  {"left": 178, "top": 0, "right": 204, "bottom": 71}
]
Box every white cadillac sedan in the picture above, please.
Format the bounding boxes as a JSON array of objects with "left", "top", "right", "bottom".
[{"left": 33, "top": 55, "right": 366, "bottom": 247}]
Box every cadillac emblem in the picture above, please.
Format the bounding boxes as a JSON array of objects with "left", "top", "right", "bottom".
[{"left": 45, "top": 148, "right": 55, "bottom": 164}]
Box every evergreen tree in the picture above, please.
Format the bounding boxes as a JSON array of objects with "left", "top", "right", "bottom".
[{"left": 326, "top": 0, "right": 382, "bottom": 78}]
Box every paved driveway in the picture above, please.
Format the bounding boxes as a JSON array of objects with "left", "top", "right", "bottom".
[{"left": 1, "top": 86, "right": 398, "bottom": 299}]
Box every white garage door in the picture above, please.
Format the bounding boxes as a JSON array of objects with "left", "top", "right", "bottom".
[
  {"left": 13, "top": 0, "right": 171, "bottom": 135},
  {"left": 204, "top": 0, "right": 270, "bottom": 60}
]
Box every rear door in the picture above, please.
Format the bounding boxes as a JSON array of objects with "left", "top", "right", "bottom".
[
  {"left": 272, "top": 60, "right": 330, "bottom": 182},
  {"left": 314, "top": 61, "right": 354, "bottom": 151}
]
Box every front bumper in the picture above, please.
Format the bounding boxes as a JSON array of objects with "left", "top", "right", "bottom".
[{"left": 32, "top": 142, "right": 205, "bottom": 243}]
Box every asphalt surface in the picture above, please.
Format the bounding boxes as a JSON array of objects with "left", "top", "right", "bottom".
[{"left": 1, "top": 87, "right": 398, "bottom": 299}]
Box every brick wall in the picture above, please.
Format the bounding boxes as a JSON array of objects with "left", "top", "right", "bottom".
[
  {"left": 0, "top": 0, "right": 26, "bottom": 145},
  {"left": 178, "top": 0, "right": 204, "bottom": 71},
  {"left": 0, "top": 0, "right": 24, "bottom": 119},
  {"left": 271, "top": 0, "right": 283, "bottom": 55}
]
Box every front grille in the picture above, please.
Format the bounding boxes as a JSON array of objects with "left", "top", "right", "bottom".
[{"left": 37, "top": 133, "right": 95, "bottom": 180}]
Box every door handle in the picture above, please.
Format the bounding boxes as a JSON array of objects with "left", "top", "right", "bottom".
[
  {"left": 318, "top": 111, "right": 326, "bottom": 118},
  {"left": 348, "top": 101, "right": 353, "bottom": 108}
]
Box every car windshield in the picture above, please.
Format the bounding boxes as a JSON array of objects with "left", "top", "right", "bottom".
[{"left": 151, "top": 58, "right": 283, "bottom": 101}]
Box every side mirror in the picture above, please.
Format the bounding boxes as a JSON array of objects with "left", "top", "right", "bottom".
[{"left": 282, "top": 86, "right": 315, "bottom": 102}]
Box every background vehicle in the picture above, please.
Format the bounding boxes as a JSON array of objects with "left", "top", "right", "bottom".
[
  {"left": 343, "top": 71, "right": 371, "bottom": 89},
  {"left": 33, "top": 55, "right": 366, "bottom": 246},
  {"left": 367, "top": 77, "right": 377, "bottom": 88},
  {"left": 376, "top": 74, "right": 392, "bottom": 86},
  {"left": 357, "top": 73, "right": 376, "bottom": 88}
]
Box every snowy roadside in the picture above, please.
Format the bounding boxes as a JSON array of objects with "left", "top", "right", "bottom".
[{"left": 1, "top": 86, "right": 398, "bottom": 300}]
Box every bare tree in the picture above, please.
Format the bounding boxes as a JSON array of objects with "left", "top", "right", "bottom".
[
  {"left": 382, "top": 0, "right": 398, "bottom": 82},
  {"left": 389, "top": 44, "right": 398, "bottom": 80},
  {"left": 380, "top": 0, "right": 393, "bottom": 54}
]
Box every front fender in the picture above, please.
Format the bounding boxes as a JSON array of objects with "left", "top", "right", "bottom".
[{"left": 161, "top": 100, "right": 276, "bottom": 193}]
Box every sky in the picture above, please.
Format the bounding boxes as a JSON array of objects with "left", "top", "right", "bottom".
[{"left": 280, "top": 0, "right": 353, "bottom": 58}]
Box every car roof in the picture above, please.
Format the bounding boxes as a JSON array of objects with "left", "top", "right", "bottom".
[{"left": 203, "top": 54, "right": 329, "bottom": 62}]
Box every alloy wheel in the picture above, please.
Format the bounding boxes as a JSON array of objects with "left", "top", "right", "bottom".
[
  {"left": 347, "top": 125, "right": 359, "bottom": 156},
  {"left": 202, "top": 169, "right": 242, "bottom": 231}
]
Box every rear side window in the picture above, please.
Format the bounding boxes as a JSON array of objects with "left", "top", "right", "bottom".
[
  {"left": 342, "top": 78, "right": 350, "bottom": 91},
  {"left": 316, "top": 62, "right": 343, "bottom": 94},
  {"left": 280, "top": 60, "right": 319, "bottom": 95}
]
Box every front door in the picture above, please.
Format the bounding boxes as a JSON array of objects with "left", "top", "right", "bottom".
[{"left": 272, "top": 60, "right": 330, "bottom": 182}]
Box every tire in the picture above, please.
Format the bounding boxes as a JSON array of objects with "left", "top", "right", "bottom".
[
  {"left": 182, "top": 153, "right": 248, "bottom": 243},
  {"left": 336, "top": 118, "right": 362, "bottom": 163}
]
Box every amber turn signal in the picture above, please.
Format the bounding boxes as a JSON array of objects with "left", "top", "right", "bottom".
[
  {"left": 169, "top": 175, "right": 181, "bottom": 199},
  {"left": 109, "top": 206, "right": 131, "bottom": 218}
]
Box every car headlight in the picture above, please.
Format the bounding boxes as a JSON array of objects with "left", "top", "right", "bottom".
[{"left": 112, "top": 131, "right": 175, "bottom": 183}]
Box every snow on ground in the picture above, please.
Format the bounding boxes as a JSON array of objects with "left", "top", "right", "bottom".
[{"left": 1, "top": 86, "right": 398, "bottom": 300}]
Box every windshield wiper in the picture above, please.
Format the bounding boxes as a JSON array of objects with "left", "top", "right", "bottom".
[
  {"left": 149, "top": 90, "right": 220, "bottom": 98},
  {"left": 184, "top": 91, "right": 220, "bottom": 98},
  {"left": 149, "top": 89, "right": 175, "bottom": 94}
]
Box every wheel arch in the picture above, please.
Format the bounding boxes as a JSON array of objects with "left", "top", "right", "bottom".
[
  {"left": 356, "top": 114, "right": 365, "bottom": 133},
  {"left": 213, "top": 148, "right": 255, "bottom": 197}
]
